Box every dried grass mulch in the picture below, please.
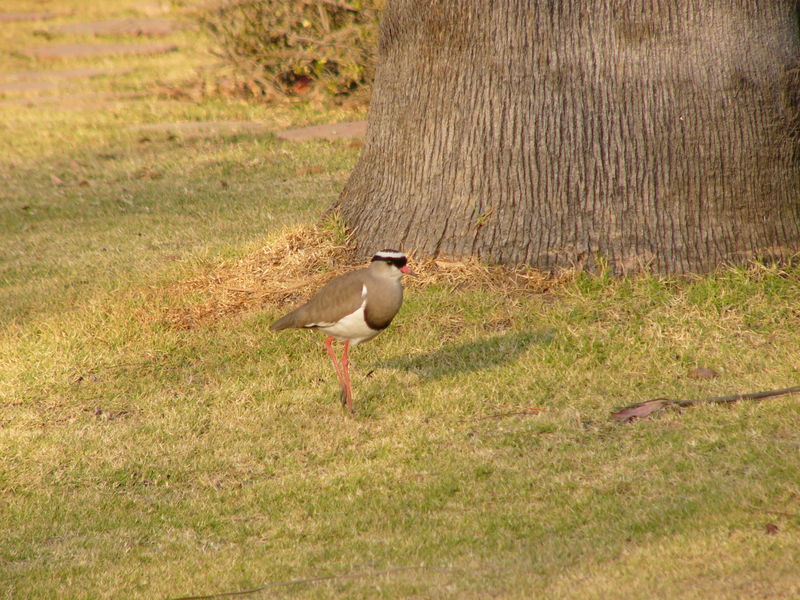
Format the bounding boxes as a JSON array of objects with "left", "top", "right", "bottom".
[{"left": 162, "top": 224, "right": 571, "bottom": 329}]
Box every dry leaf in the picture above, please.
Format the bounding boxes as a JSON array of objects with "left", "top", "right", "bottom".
[
  {"left": 611, "top": 398, "right": 671, "bottom": 422},
  {"left": 292, "top": 75, "right": 312, "bottom": 93},
  {"left": 765, "top": 523, "right": 779, "bottom": 535},
  {"left": 50, "top": 173, "right": 66, "bottom": 186},
  {"left": 134, "top": 166, "right": 163, "bottom": 180},
  {"left": 688, "top": 367, "right": 719, "bottom": 380}
]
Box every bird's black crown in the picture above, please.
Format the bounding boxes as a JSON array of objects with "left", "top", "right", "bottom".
[{"left": 371, "top": 249, "right": 407, "bottom": 269}]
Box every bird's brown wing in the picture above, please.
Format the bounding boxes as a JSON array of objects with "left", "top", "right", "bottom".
[{"left": 269, "top": 269, "right": 367, "bottom": 330}]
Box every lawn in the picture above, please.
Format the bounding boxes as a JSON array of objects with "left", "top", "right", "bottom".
[{"left": 2, "top": 2, "right": 800, "bottom": 599}]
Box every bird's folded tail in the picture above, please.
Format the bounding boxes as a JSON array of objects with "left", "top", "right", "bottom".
[{"left": 270, "top": 311, "right": 299, "bottom": 331}]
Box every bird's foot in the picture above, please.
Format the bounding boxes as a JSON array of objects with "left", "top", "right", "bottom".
[{"left": 339, "top": 388, "right": 354, "bottom": 415}]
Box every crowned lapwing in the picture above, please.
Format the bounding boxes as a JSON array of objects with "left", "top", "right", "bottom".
[{"left": 270, "top": 250, "right": 412, "bottom": 413}]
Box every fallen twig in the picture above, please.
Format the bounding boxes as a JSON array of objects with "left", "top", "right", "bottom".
[
  {"left": 743, "top": 505, "right": 800, "bottom": 520},
  {"left": 170, "top": 565, "right": 431, "bottom": 600},
  {"left": 611, "top": 385, "right": 800, "bottom": 422}
]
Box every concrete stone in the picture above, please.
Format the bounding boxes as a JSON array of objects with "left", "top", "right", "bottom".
[
  {"left": 0, "top": 91, "right": 147, "bottom": 108},
  {"left": 135, "top": 2, "right": 172, "bottom": 16},
  {"left": 275, "top": 121, "right": 367, "bottom": 142},
  {"left": 0, "top": 80, "right": 61, "bottom": 93},
  {"left": 0, "top": 12, "right": 62, "bottom": 22}
]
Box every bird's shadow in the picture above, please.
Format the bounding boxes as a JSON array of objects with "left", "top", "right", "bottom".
[{"left": 376, "top": 328, "right": 555, "bottom": 380}]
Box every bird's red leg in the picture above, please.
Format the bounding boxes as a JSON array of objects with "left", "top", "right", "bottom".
[
  {"left": 341, "top": 340, "right": 353, "bottom": 414},
  {"left": 324, "top": 336, "right": 345, "bottom": 392}
]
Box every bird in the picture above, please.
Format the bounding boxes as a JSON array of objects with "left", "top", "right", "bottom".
[{"left": 270, "top": 249, "right": 412, "bottom": 413}]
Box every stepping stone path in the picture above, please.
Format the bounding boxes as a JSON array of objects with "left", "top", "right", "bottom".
[
  {"left": 0, "top": 91, "right": 147, "bottom": 109},
  {"left": 1, "top": 9, "right": 180, "bottom": 107},
  {"left": 136, "top": 2, "right": 172, "bottom": 16},
  {"left": 0, "top": 12, "right": 63, "bottom": 22},
  {"left": 1, "top": 7, "right": 367, "bottom": 143},
  {"left": 0, "top": 79, "right": 61, "bottom": 93}
]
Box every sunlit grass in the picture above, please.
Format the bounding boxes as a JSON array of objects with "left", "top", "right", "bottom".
[{"left": 2, "top": 1, "right": 800, "bottom": 599}]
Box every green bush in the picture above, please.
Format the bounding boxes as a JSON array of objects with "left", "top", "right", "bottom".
[{"left": 198, "top": 0, "right": 383, "bottom": 101}]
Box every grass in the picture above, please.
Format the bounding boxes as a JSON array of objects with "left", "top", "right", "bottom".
[{"left": 2, "top": 2, "right": 800, "bottom": 599}]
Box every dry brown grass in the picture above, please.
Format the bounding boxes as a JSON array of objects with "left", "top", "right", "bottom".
[{"left": 162, "top": 223, "right": 572, "bottom": 328}]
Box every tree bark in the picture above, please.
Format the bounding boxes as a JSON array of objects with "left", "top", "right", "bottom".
[{"left": 337, "top": 0, "right": 800, "bottom": 273}]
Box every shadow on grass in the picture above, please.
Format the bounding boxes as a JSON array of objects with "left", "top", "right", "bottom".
[{"left": 378, "top": 329, "right": 555, "bottom": 380}]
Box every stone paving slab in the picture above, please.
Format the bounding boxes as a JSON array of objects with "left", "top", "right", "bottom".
[
  {"left": 275, "top": 121, "right": 367, "bottom": 141},
  {"left": 58, "top": 18, "right": 178, "bottom": 36},
  {"left": 136, "top": 2, "right": 171, "bottom": 16},
  {"left": 0, "top": 79, "right": 61, "bottom": 93},
  {"left": 130, "top": 120, "right": 270, "bottom": 138},
  {"left": 0, "top": 91, "right": 148, "bottom": 108},
  {"left": 23, "top": 42, "right": 178, "bottom": 60},
  {"left": 0, "top": 12, "right": 63, "bottom": 22}
]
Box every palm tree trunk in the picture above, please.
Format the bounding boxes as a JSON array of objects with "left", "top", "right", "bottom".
[{"left": 338, "top": 0, "right": 800, "bottom": 273}]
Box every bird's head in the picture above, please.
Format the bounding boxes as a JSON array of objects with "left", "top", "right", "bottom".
[{"left": 370, "top": 249, "right": 414, "bottom": 277}]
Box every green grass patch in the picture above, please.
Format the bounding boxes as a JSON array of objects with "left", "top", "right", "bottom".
[{"left": 2, "top": 2, "right": 800, "bottom": 599}]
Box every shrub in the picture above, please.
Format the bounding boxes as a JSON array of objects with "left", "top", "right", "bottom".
[{"left": 197, "top": 0, "right": 383, "bottom": 101}]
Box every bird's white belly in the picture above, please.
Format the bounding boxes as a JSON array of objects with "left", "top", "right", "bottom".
[{"left": 313, "top": 303, "right": 378, "bottom": 345}]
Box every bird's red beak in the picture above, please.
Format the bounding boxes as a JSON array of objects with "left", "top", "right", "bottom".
[{"left": 400, "top": 265, "right": 416, "bottom": 276}]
